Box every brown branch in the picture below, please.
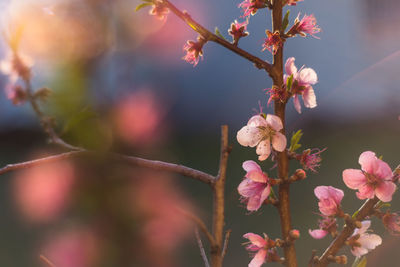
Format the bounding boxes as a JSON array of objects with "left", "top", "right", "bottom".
[
  {"left": 195, "top": 228, "right": 211, "bottom": 267},
  {"left": 210, "top": 125, "right": 230, "bottom": 267},
  {"left": 315, "top": 165, "right": 400, "bottom": 267},
  {"left": 162, "top": 0, "right": 276, "bottom": 78},
  {"left": 221, "top": 229, "right": 232, "bottom": 260},
  {"left": 39, "top": 255, "right": 56, "bottom": 267}
]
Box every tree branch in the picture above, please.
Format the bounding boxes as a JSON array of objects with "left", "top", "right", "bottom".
[
  {"left": 39, "top": 255, "right": 56, "bottom": 267},
  {"left": 195, "top": 228, "right": 211, "bottom": 267},
  {"left": 162, "top": 0, "right": 276, "bottom": 78}
]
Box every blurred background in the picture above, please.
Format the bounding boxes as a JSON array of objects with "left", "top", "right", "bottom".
[{"left": 0, "top": 0, "right": 399, "bottom": 266}]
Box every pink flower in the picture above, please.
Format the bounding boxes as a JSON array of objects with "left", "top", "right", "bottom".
[
  {"left": 298, "top": 148, "right": 326, "bottom": 172},
  {"left": 309, "top": 216, "right": 337, "bottom": 239},
  {"left": 182, "top": 37, "right": 206, "bottom": 66},
  {"left": 382, "top": 212, "right": 400, "bottom": 236},
  {"left": 238, "top": 0, "right": 266, "bottom": 17},
  {"left": 294, "top": 14, "right": 320, "bottom": 38},
  {"left": 5, "top": 84, "right": 27, "bottom": 105},
  {"left": 229, "top": 20, "right": 249, "bottom": 44},
  {"left": 348, "top": 220, "right": 382, "bottom": 257},
  {"left": 243, "top": 233, "right": 268, "bottom": 267},
  {"left": 314, "top": 186, "right": 344, "bottom": 216},
  {"left": 0, "top": 53, "right": 33, "bottom": 83},
  {"left": 262, "top": 30, "right": 282, "bottom": 55},
  {"left": 284, "top": 57, "right": 318, "bottom": 113},
  {"left": 285, "top": 0, "right": 303, "bottom": 6},
  {"left": 266, "top": 86, "right": 289, "bottom": 106},
  {"left": 149, "top": 1, "right": 169, "bottom": 20},
  {"left": 343, "top": 151, "right": 396, "bottom": 202},
  {"left": 238, "top": 161, "right": 271, "bottom": 211},
  {"left": 237, "top": 114, "right": 287, "bottom": 161}
]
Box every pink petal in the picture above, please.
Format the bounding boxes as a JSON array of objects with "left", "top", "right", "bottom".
[
  {"left": 356, "top": 184, "right": 375, "bottom": 200},
  {"left": 238, "top": 179, "right": 261, "bottom": 198},
  {"left": 237, "top": 126, "right": 263, "bottom": 147},
  {"left": 243, "top": 233, "right": 266, "bottom": 248},
  {"left": 358, "top": 233, "right": 382, "bottom": 250},
  {"left": 266, "top": 114, "right": 283, "bottom": 131},
  {"left": 271, "top": 132, "right": 287, "bottom": 152},
  {"left": 293, "top": 95, "right": 301, "bottom": 113},
  {"left": 247, "top": 193, "right": 263, "bottom": 211},
  {"left": 298, "top": 67, "right": 318, "bottom": 85},
  {"left": 374, "top": 160, "right": 393, "bottom": 180},
  {"left": 260, "top": 185, "right": 271, "bottom": 204},
  {"left": 247, "top": 170, "right": 267, "bottom": 183},
  {"left": 242, "top": 160, "right": 262, "bottom": 173},
  {"left": 302, "top": 87, "right": 317, "bottom": 108},
  {"left": 249, "top": 249, "right": 267, "bottom": 267},
  {"left": 357, "top": 220, "right": 371, "bottom": 235},
  {"left": 359, "top": 151, "right": 378, "bottom": 174},
  {"left": 351, "top": 246, "right": 368, "bottom": 257},
  {"left": 248, "top": 115, "right": 268, "bottom": 127},
  {"left": 342, "top": 169, "right": 366, "bottom": 189},
  {"left": 308, "top": 229, "right": 328, "bottom": 239},
  {"left": 285, "top": 57, "right": 297, "bottom": 76},
  {"left": 375, "top": 181, "right": 396, "bottom": 202},
  {"left": 256, "top": 139, "right": 271, "bottom": 161}
]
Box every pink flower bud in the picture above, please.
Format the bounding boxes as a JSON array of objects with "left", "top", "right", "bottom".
[{"left": 314, "top": 186, "right": 344, "bottom": 216}]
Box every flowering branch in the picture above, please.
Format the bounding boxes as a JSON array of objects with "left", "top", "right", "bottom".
[
  {"left": 314, "top": 165, "right": 400, "bottom": 267},
  {"left": 161, "top": 0, "right": 276, "bottom": 77}
]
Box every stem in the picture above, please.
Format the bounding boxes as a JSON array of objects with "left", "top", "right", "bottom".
[
  {"left": 210, "top": 125, "right": 229, "bottom": 267},
  {"left": 271, "top": 0, "right": 297, "bottom": 266}
]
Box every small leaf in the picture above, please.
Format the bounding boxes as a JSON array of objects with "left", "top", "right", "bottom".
[
  {"left": 289, "top": 129, "right": 303, "bottom": 152},
  {"left": 352, "top": 256, "right": 367, "bottom": 267},
  {"left": 135, "top": 2, "right": 152, "bottom": 12},
  {"left": 352, "top": 210, "right": 359, "bottom": 219},
  {"left": 286, "top": 74, "right": 294, "bottom": 92},
  {"left": 282, "top": 10, "right": 290, "bottom": 32},
  {"left": 215, "top": 27, "right": 228, "bottom": 41}
]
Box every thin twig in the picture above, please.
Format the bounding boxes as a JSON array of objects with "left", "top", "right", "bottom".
[
  {"left": 178, "top": 208, "right": 215, "bottom": 246},
  {"left": 162, "top": 0, "right": 276, "bottom": 78},
  {"left": 195, "top": 228, "right": 211, "bottom": 267},
  {"left": 39, "top": 255, "right": 56, "bottom": 267},
  {"left": 221, "top": 229, "right": 232, "bottom": 260}
]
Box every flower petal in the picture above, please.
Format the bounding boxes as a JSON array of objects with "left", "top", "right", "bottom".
[
  {"left": 359, "top": 151, "right": 378, "bottom": 174},
  {"left": 238, "top": 179, "right": 259, "bottom": 198},
  {"left": 248, "top": 249, "right": 267, "bottom": 267},
  {"left": 260, "top": 185, "right": 271, "bottom": 204},
  {"left": 247, "top": 170, "right": 268, "bottom": 183},
  {"left": 351, "top": 246, "right": 368, "bottom": 257},
  {"left": 248, "top": 115, "right": 268, "bottom": 127},
  {"left": 302, "top": 87, "right": 317, "bottom": 108},
  {"left": 375, "top": 181, "right": 396, "bottom": 202},
  {"left": 356, "top": 184, "right": 375, "bottom": 200},
  {"left": 256, "top": 139, "right": 271, "bottom": 161},
  {"left": 266, "top": 114, "right": 283, "bottom": 131},
  {"left": 285, "top": 57, "right": 297, "bottom": 76},
  {"left": 343, "top": 169, "right": 366, "bottom": 189},
  {"left": 358, "top": 233, "right": 382, "bottom": 250},
  {"left": 272, "top": 132, "right": 287, "bottom": 152},
  {"left": 308, "top": 229, "right": 328, "bottom": 239},
  {"left": 237, "top": 126, "right": 263, "bottom": 147},
  {"left": 243, "top": 233, "right": 266, "bottom": 248},
  {"left": 242, "top": 160, "right": 262, "bottom": 173},
  {"left": 298, "top": 67, "right": 318, "bottom": 85},
  {"left": 293, "top": 95, "right": 301, "bottom": 113}
]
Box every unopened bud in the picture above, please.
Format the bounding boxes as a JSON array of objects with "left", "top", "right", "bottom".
[
  {"left": 294, "top": 169, "right": 306, "bottom": 180},
  {"left": 289, "top": 229, "right": 300, "bottom": 240}
]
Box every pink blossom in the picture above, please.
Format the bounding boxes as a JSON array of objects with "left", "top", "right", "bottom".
[
  {"left": 382, "top": 212, "right": 400, "bottom": 235},
  {"left": 262, "top": 30, "right": 282, "bottom": 55},
  {"left": 284, "top": 57, "right": 318, "bottom": 113},
  {"left": 314, "top": 186, "right": 344, "bottom": 216},
  {"left": 309, "top": 216, "right": 337, "bottom": 239},
  {"left": 298, "top": 148, "right": 326, "bottom": 172},
  {"left": 41, "top": 227, "right": 99, "bottom": 267},
  {"left": 238, "top": 160, "right": 271, "bottom": 211},
  {"left": 238, "top": 0, "right": 266, "bottom": 17},
  {"left": 228, "top": 19, "right": 249, "bottom": 44},
  {"left": 348, "top": 220, "right": 382, "bottom": 257},
  {"left": 13, "top": 159, "right": 75, "bottom": 223},
  {"left": 342, "top": 151, "right": 396, "bottom": 202},
  {"left": 294, "top": 14, "right": 320, "bottom": 38},
  {"left": 182, "top": 37, "right": 206, "bottom": 66},
  {"left": 266, "top": 86, "right": 289, "bottom": 106},
  {"left": 285, "top": 0, "right": 303, "bottom": 6},
  {"left": 243, "top": 233, "right": 268, "bottom": 267},
  {"left": 149, "top": 1, "right": 169, "bottom": 20},
  {"left": 237, "top": 114, "right": 287, "bottom": 161},
  {"left": 0, "top": 53, "right": 33, "bottom": 83},
  {"left": 5, "top": 84, "right": 27, "bottom": 105}
]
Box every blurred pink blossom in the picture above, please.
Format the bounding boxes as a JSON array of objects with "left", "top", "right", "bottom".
[
  {"left": 348, "top": 220, "right": 382, "bottom": 257},
  {"left": 42, "top": 227, "right": 99, "bottom": 267},
  {"left": 13, "top": 159, "right": 75, "bottom": 223},
  {"left": 114, "top": 90, "right": 164, "bottom": 146},
  {"left": 343, "top": 151, "right": 396, "bottom": 202},
  {"left": 314, "top": 186, "right": 344, "bottom": 216},
  {"left": 382, "top": 212, "right": 400, "bottom": 236},
  {"left": 149, "top": 1, "right": 169, "bottom": 20},
  {"left": 238, "top": 160, "right": 271, "bottom": 211},
  {"left": 237, "top": 114, "right": 287, "bottom": 161}
]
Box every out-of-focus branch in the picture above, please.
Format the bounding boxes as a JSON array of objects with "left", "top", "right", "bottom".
[
  {"left": 162, "top": 0, "right": 276, "bottom": 78},
  {"left": 195, "top": 228, "right": 211, "bottom": 267},
  {"left": 178, "top": 208, "right": 215, "bottom": 246},
  {"left": 315, "top": 165, "right": 400, "bottom": 267},
  {"left": 39, "top": 255, "right": 56, "bottom": 267}
]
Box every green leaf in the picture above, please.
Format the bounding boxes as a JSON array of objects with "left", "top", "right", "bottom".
[
  {"left": 215, "top": 27, "right": 228, "bottom": 41},
  {"left": 352, "top": 210, "right": 359, "bottom": 219},
  {"left": 135, "top": 2, "right": 152, "bottom": 12},
  {"left": 352, "top": 256, "right": 367, "bottom": 267},
  {"left": 289, "top": 129, "right": 303, "bottom": 152},
  {"left": 286, "top": 74, "right": 294, "bottom": 92},
  {"left": 282, "top": 10, "right": 290, "bottom": 32}
]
